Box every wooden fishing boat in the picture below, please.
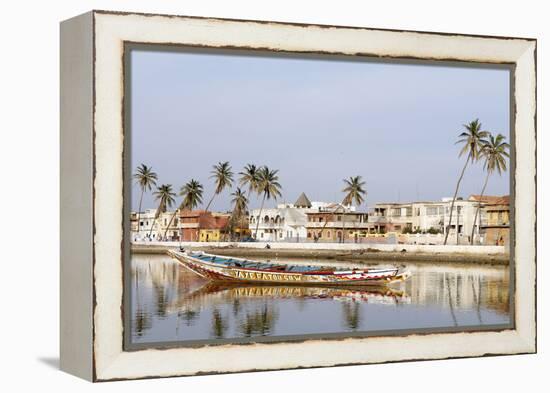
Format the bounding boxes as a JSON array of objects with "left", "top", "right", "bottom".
[{"left": 168, "top": 249, "right": 411, "bottom": 286}]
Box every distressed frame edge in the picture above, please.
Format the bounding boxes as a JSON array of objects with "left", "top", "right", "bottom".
[
  {"left": 59, "top": 11, "right": 95, "bottom": 381},
  {"left": 90, "top": 11, "right": 537, "bottom": 381}
]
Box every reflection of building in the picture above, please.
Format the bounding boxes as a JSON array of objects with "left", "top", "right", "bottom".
[
  {"left": 180, "top": 210, "right": 230, "bottom": 242},
  {"left": 249, "top": 193, "right": 336, "bottom": 242},
  {"left": 477, "top": 195, "right": 510, "bottom": 246}
]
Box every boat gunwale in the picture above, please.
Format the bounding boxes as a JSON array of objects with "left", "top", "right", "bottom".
[{"left": 169, "top": 250, "right": 399, "bottom": 278}]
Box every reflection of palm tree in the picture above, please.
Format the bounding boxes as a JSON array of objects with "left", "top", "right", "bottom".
[
  {"left": 470, "top": 133, "right": 510, "bottom": 244},
  {"left": 153, "top": 282, "right": 169, "bottom": 318},
  {"left": 205, "top": 162, "right": 234, "bottom": 212},
  {"left": 133, "top": 164, "right": 157, "bottom": 236},
  {"left": 211, "top": 308, "right": 228, "bottom": 339},
  {"left": 444, "top": 119, "right": 489, "bottom": 245},
  {"left": 253, "top": 166, "right": 283, "bottom": 239},
  {"left": 341, "top": 301, "right": 361, "bottom": 330},
  {"left": 239, "top": 304, "right": 277, "bottom": 337},
  {"left": 445, "top": 274, "right": 458, "bottom": 326},
  {"left": 134, "top": 307, "right": 152, "bottom": 337},
  {"left": 149, "top": 184, "right": 176, "bottom": 239},
  {"left": 179, "top": 309, "right": 200, "bottom": 326}
]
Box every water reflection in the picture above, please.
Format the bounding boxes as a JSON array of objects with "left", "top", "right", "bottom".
[{"left": 130, "top": 254, "right": 510, "bottom": 344}]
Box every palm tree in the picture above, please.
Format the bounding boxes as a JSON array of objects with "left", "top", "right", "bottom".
[
  {"left": 228, "top": 188, "right": 249, "bottom": 239},
  {"left": 317, "top": 176, "right": 366, "bottom": 243},
  {"left": 444, "top": 119, "right": 489, "bottom": 245},
  {"left": 253, "top": 166, "right": 282, "bottom": 240},
  {"left": 469, "top": 133, "right": 510, "bottom": 244},
  {"left": 133, "top": 164, "right": 157, "bottom": 235},
  {"left": 341, "top": 176, "right": 367, "bottom": 243},
  {"left": 239, "top": 164, "right": 260, "bottom": 199},
  {"left": 149, "top": 184, "right": 176, "bottom": 239},
  {"left": 205, "top": 162, "right": 234, "bottom": 212},
  {"left": 163, "top": 179, "right": 204, "bottom": 240}
]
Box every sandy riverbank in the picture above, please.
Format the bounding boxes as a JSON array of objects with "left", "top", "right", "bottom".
[{"left": 131, "top": 243, "right": 509, "bottom": 265}]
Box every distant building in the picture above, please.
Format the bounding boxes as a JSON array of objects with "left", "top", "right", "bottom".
[
  {"left": 305, "top": 207, "right": 371, "bottom": 243},
  {"left": 248, "top": 192, "right": 336, "bottom": 242},
  {"left": 131, "top": 208, "right": 179, "bottom": 241},
  {"left": 371, "top": 197, "right": 493, "bottom": 244},
  {"left": 475, "top": 195, "right": 510, "bottom": 246},
  {"left": 371, "top": 201, "right": 446, "bottom": 233},
  {"left": 179, "top": 210, "right": 231, "bottom": 242}
]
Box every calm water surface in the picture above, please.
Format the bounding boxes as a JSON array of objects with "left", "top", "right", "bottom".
[{"left": 130, "top": 253, "right": 510, "bottom": 345}]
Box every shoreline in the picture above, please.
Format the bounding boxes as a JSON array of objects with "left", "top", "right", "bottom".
[{"left": 131, "top": 243, "right": 509, "bottom": 265}]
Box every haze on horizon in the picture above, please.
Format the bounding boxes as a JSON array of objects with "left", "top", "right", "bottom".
[{"left": 130, "top": 48, "right": 510, "bottom": 213}]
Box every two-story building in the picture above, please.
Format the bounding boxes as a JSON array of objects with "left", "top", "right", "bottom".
[
  {"left": 477, "top": 195, "right": 510, "bottom": 246},
  {"left": 131, "top": 208, "right": 179, "bottom": 241},
  {"left": 305, "top": 206, "right": 371, "bottom": 243},
  {"left": 179, "top": 210, "right": 231, "bottom": 242}
]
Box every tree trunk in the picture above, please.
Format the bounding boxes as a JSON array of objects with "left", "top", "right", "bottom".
[
  {"left": 163, "top": 207, "right": 180, "bottom": 241},
  {"left": 341, "top": 206, "right": 346, "bottom": 244},
  {"left": 136, "top": 189, "right": 144, "bottom": 235},
  {"left": 444, "top": 154, "right": 470, "bottom": 245},
  {"left": 205, "top": 193, "right": 216, "bottom": 212},
  {"left": 470, "top": 171, "right": 490, "bottom": 245},
  {"left": 456, "top": 206, "right": 460, "bottom": 245},
  {"left": 254, "top": 194, "right": 266, "bottom": 240}
]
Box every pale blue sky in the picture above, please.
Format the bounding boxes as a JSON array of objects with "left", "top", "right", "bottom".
[{"left": 130, "top": 48, "right": 510, "bottom": 212}]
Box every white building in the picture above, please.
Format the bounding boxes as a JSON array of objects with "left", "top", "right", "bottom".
[
  {"left": 131, "top": 208, "right": 180, "bottom": 241},
  {"left": 249, "top": 193, "right": 335, "bottom": 242},
  {"left": 371, "top": 197, "right": 485, "bottom": 244}
]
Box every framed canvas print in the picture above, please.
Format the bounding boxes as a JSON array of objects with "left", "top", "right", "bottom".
[{"left": 60, "top": 10, "right": 537, "bottom": 381}]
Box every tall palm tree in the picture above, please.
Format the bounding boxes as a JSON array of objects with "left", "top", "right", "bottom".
[
  {"left": 133, "top": 164, "right": 157, "bottom": 235},
  {"left": 163, "top": 179, "right": 204, "bottom": 240},
  {"left": 228, "top": 187, "right": 249, "bottom": 240},
  {"left": 469, "top": 133, "right": 510, "bottom": 244},
  {"left": 341, "top": 176, "right": 367, "bottom": 243},
  {"left": 253, "top": 166, "right": 282, "bottom": 239},
  {"left": 444, "top": 119, "right": 489, "bottom": 245},
  {"left": 149, "top": 184, "right": 176, "bottom": 239},
  {"left": 239, "top": 164, "right": 260, "bottom": 199},
  {"left": 205, "top": 161, "right": 234, "bottom": 212}
]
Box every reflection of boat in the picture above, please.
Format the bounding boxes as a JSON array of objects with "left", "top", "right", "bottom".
[
  {"left": 168, "top": 250, "right": 411, "bottom": 286},
  {"left": 192, "top": 282, "right": 410, "bottom": 304},
  {"left": 166, "top": 282, "right": 411, "bottom": 313}
]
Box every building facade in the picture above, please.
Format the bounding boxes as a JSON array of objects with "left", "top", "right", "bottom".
[
  {"left": 131, "top": 208, "right": 179, "bottom": 241},
  {"left": 305, "top": 208, "right": 371, "bottom": 243},
  {"left": 179, "top": 210, "right": 231, "bottom": 242},
  {"left": 477, "top": 195, "right": 510, "bottom": 246},
  {"left": 248, "top": 193, "right": 338, "bottom": 242}
]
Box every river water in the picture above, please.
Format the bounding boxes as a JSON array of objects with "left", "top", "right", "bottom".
[{"left": 129, "top": 253, "right": 510, "bottom": 346}]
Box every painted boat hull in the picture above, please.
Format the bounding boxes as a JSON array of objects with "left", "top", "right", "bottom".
[{"left": 168, "top": 250, "right": 411, "bottom": 286}]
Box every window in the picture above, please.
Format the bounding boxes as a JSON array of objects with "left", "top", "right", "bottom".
[
  {"left": 327, "top": 231, "right": 331, "bottom": 238},
  {"left": 307, "top": 231, "right": 312, "bottom": 238},
  {"left": 140, "top": 221, "right": 144, "bottom": 226},
  {"left": 261, "top": 233, "right": 264, "bottom": 238},
  {"left": 319, "top": 217, "right": 324, "bottom": 222}
]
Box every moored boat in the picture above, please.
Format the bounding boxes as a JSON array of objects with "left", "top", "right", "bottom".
[{"left": 168, "top": 249, "right": 411, "bottom": 286}]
